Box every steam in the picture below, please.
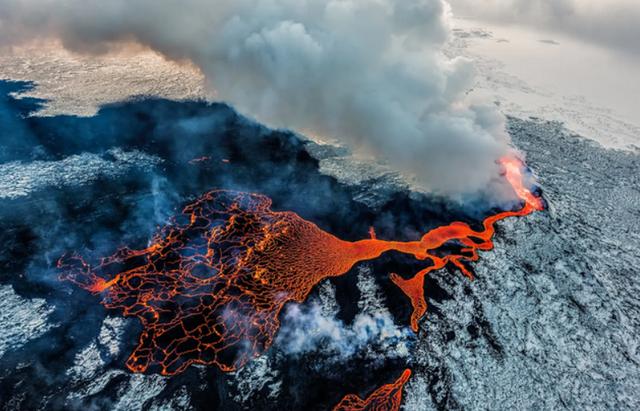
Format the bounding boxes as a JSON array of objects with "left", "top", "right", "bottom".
[
  {"left": 0, "top": 0, "right": 511, "bottom": 194},
  {"left": 448, "top": 0, "right": 640, "bottom": 56},
  {"left": 275, "top": 269, "right": 411, "bottom": 364}
]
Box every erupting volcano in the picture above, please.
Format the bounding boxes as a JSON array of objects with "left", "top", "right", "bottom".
[
  {"left": 391, "top": 157, "right": 545, "bottom": 331},
  {"left": 58, "top": 156, "right": 543, "bottom": 392}
]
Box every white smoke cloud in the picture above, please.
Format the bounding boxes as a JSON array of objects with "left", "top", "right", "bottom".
[
  {"left": 275, "top": 269, "right": 411, "bottom": 364},
  {"left": 0, "top": 0, "right": 513, "bottom": 195},
  {"left": 448, "top": 0, "right": 640, "bottom": 56},
  {"left": 277, "top": 302, "right": 411, "bottom": 362}
]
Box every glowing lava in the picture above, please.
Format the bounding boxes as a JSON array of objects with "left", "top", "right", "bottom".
[
  {"left": 391, "top": 157, "right": 545, "bottom": 331},
  {"left": 333, "top": 369, "right": 411, "bottom": 411},
  {"left": 59, "top": 156, "right": 543, "bottom": 376}
]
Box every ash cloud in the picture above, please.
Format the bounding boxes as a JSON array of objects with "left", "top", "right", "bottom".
[
  {"left": 0, "top": 0, "right": 514, "bottom": 196},
  {"left": 449, "top": 0, "right": 640, "bottom": 56}
]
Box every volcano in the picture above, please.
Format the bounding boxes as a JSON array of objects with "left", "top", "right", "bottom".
[
  {"left": 58, "top": 147, "right": 543, "bottom": 410},
  {"left": 2, "top": 83, "right": 584, "bottom": 409}
]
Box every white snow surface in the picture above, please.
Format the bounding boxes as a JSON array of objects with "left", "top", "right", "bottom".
[
  {"left": 0, "top": 148, "right": 162, "bottom": 199},
  {"left": 0, "top": 285, "right": 56, "bottom": 359},
  {"left": 446, "top": 18, "right": 640, "bottom": 151},
  {"left": 0, "top": 41, "right": 207, "bottom": 117}
]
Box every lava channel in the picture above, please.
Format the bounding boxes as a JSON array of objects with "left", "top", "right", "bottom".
[
  {"left": 58, "top": 156, "right": 543, "bottom": 375},
  {"left": 333, "top": 369, "right": 412, "bottom": 411}
]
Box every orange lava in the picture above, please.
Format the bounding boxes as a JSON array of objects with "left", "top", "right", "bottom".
[
  {"left": 390, "top": 157, "right": 544, "bottom": 331},
  {"left": 188, "top": 156, "right": 211, "bottom": 164},
  {"left": 59, "top": 156, "right": 542, "bottom": 376},
  {"left": 333, "top": 369, "right": 412, "bottom": 411}
]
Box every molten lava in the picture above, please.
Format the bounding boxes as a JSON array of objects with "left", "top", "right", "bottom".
[
  {"left": 188, "top": 156, "right": 211, "bottom": 164},
  {"left": 390, "top": 157, "right": 544, "bottom": 331},
  {"left": 59, "top": 156, "right": 542, "bottom": 377},
  {"left": 333, "top": 369, "right": 411, "bottom": 411}
]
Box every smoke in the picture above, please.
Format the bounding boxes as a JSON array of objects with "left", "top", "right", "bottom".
[
  {"left": 275, "top": 270, "right": 411, "bottom": 365},
  {"left": 277, "top": 303, "right": 411, "bottom": 363},
  {"left": 0, "top": 0, "right": 512, "bottom": 195},
  {"left": 448, "top": 0, "right": 640, "bottom": 56}
]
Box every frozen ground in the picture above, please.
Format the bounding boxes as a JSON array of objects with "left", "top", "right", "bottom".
[
  {"left": 447, "top": 18, "right": 640, "bottom": 151},
  {"left": 0, "top": 149, "right": 161, "bottom": 200},
  {"left": 0, "top": 42, "right": 207, "bottom": 117},
  {"left": 0, "top": 41, "right": 638, "bottom": 410},
  {"left": 404, "top": 118, "right": 640, "bottom": 410},
  {"left": 0, "top": 285, "right": 55, "bottom": 359}
]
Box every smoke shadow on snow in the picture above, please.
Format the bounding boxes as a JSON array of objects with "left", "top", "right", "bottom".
[{"left": 0, "top": 80, "right": 505, "bottom": 410}]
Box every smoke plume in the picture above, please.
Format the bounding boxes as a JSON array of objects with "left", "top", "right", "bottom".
[
  {"left": 0, "top": 0, "right": 511, "bottom": 195},
  {"left": 275, "top": 272, "right": 411, "bottom": 365}
]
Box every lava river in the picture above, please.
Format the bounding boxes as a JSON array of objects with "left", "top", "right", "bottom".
[{"left": 58, "top": 156, "right": 544, "bottom": 408}]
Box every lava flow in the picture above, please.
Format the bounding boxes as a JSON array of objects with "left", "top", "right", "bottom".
[
  {"left": 59, "top": 156, "right": 543, "bottom": 376},
  {"left": 333, "top": 369, "right": 412, "bottom": 411},
  {"left": 390, "top": 156, "right": 545, "bottom": 331}
]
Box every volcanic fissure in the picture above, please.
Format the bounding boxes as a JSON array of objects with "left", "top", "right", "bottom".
[{"left": 58, "top": 156, "right": 544, "bottom": 409}]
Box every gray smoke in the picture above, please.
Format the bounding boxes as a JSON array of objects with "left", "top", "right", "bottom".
[
  {"left": 449, "top": 0, "right": 640, "bottom": 56},
  {"left": 0, "top": 0, "right": 513, "bottom": 195}
]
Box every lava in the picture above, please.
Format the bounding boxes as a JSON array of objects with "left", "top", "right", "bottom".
[
  {"left": 59, "top": 156, "right": 543, "bottom": 377},
  {"left": 391, "top": 156, "right": 544, "bottom": 331},
  {"left": 333, "top": 369, "right": 411, "bottom": 411},
  {"left": 390, "top": 157, "right": 544, "bottom": 331},
  {"left": 188, "top": 156, "right": 211, "bottom": 164}
]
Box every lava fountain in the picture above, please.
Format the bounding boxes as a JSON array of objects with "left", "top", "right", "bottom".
[{"left": 58, "top": 156, "right": 543, "bottom": 376}]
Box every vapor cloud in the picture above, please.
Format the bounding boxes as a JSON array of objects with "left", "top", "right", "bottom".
[
  {"left": 448, "top": 0, "right": 640, "bottom": 56},
  {"left": 0, "top": 0, "right": 513, "bottom": 195},
  {"left": 275, "top": 271, "right": 411, "bottom": 365}
]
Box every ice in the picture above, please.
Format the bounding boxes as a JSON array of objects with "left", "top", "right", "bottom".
[
  {"left": 0, "top": 148, "right": 162, "bottom": 199},
  {"left": 0, "top": 285, "right": 55, "bottom": 359}
]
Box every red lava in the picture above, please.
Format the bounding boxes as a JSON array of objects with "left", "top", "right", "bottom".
[
  {"left": 333, "top": 369, "right": 412, "bottom": 411},
  {"left": 59, "top": 156, "right": 543, "bottom": 392}
]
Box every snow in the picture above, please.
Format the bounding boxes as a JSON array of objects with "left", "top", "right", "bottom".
[
  {"left": 0, "top": 285, "right": 56, "bottom": 359},
  {"left": 446, "top": 18, "right": 640, "bottom": 151},
  {"left": 403, "top": 118, "right": 640, "bottom": 410},
  {"left": 0, "top": 148, "right": 162, "bottom": 199},
  {"left": 0, "top": 41, "right": 207, "bottom": 117}
]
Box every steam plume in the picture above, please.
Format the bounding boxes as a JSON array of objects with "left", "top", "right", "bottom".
[{"left": 0, "top": 0, "right": 511, "bottom": 194}]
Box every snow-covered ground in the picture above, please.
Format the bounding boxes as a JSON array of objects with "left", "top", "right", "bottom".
[
  {"left": 0, "top": 149, "right": 162, "bottom": 200},
  {"left": 404, "top": 118, "right": 640, "bottom": 409},
  {"left": 1, "top": 32, "right": 638, "bottom": 410},
  {"left": 447, "top": 18, "right": 640, "bottom": 151},
  {"left": 0, "top": 42, "right": 207, "bottom": 117},
  {"left": 0, "top": 285, "right": 56, "bottom": 358}
]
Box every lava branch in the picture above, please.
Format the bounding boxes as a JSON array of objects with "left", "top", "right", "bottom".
[
  {"left": 389, "top": 157, "right": 544, "bottom": 331},
  {"left": 333, "top": 369, "right": 412, "bottom": 411},
  {"left": 58, "top": 156, "right": 543, "bottom": 376}
]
